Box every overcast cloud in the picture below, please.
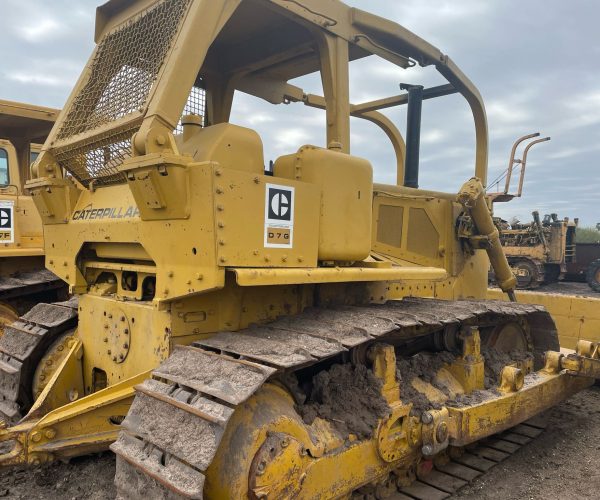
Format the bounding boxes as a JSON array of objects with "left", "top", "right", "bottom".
[{"left": 1, "top": 0, "right": 598, "bottom": 225}]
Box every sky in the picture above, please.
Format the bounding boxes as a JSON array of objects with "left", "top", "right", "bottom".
[{"left": 1, "top": 0, "right": 598, "bottom": 226}]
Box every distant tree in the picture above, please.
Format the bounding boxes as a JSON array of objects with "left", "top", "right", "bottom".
[{"left": 576, "top": 226, "right": 600, "bottom": 243}]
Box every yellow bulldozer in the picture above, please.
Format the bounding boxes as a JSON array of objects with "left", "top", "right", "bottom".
[
  {"left": 0, "top": 99, "right": 67, "bottom": 334},
  {"left": 494, "top": 211, "right": 577, "bottom": 289},
  {"left": 1, "top": 1, "right": 600, "bottom": 498}
]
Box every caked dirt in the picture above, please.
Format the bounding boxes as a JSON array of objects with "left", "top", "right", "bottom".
[
  {"left": 297, "top": 363, "right": 391, "bottom": 439},
  {"left": 1, "top": 387, "right": 599, "bottom": 498},
  {"left": 396, "top": 348, "right": 533, "bottom": 415}
]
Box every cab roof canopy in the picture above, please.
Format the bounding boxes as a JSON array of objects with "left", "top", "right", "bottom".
[
  {"left": 49, "top": 0, "right": 486, "bottom": 188},
  {"left": 200, "top": 1, "right": 370, "bottom": 83},
  {"left": 0, "top": 99, "right": 59, "bottom": 144}
]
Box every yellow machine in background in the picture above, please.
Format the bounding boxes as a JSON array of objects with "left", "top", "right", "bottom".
[
  {"left": 495, "top": 211, "right": 577, "bottom": 289},
  {"left": 486, "top": 134, "right": 600, "bottom": 345},
  {"left": 1, "top": 1, "right": 599, "bottom": 498},
  {"left": 487, "top": 133, "right": 577, "bottom": 289},
  {"left": 0, "top": 100, "right": 67, "bottom": 333}
]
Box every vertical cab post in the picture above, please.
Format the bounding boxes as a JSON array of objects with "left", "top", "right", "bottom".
[
  {"left": 401, "top": 84, "right": 424, "bottom": 188},
  {"left": 400, "top": 83, "right": 423, "bottom": 188}
]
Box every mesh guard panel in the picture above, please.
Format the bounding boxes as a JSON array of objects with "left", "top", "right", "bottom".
[{"left": 54, "top": 0, "right": 192, "bottom": 187}]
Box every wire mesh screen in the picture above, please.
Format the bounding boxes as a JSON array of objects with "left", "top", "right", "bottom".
[
  {"left": 54, "top": 0, "right": 191, "bottom": 187},
  {"left": 175, "top": 84, "right": 206, "bottom": 133},
  {"left": 54, "top": 127, "right": 139, "bottom": 187}
]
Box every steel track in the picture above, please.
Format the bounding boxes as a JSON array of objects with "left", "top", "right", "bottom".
[
  {"left": 0, "top": 298, "right": 78, "bottom": 422},
  {"left": 111, "top": 298, "right": 558, "bottom": 499}
]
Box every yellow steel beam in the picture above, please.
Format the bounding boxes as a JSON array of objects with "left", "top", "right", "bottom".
[
  {"left": 231, "top": 266, "right": 448, "bottom": 286},
  {"left": 447, "top": 370, "right": 592, "bottom": 446},
  {"left": 0, "top": 371, "right": 150, "bottom": 467},
  {"left": 487, "top": 288, "right": 600, "bottom": 347}
]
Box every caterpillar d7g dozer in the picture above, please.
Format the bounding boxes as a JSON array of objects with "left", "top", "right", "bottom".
[
  {"left": 0, "top": 100, "right": 67, "bottom": 335},
  {"left": 2, "top": 0, "right": 600, "bottom": 498}
]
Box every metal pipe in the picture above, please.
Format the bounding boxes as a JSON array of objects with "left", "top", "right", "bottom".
[
  {"left": 351, "top": 84, "right": 456, "bottom": 115},
  {"left": 504, "top": 133, "right": 540, "bottom": 194},
  {"left": 532, "top": 210, "right": 549, "bottom": 255},
  {"left": 517, "top": 137, "right": 551, "bottom": 196},
  {"left": 401, "top": 83, "right": 424, "bottom": 188},
  {"left": 457, "top": 178, "right": 517, "bottom": 301}
]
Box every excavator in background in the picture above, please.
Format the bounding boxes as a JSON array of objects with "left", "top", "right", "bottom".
[
  {"left": 0, "top": 100, "right": 67, "bottom": 334},
  {"left": 1, "top": 1, "right": 599, "bottom": 498}
]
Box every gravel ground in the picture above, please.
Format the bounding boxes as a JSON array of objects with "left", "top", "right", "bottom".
[
  {"left": 2, "top": 386, "right": 599, "bottom": 499},
  {"left": 536, "top": 281, "right": 598, "bottom": 297},
  {"left": 454, "top": 386, "right": 600, "bottom": 499}
]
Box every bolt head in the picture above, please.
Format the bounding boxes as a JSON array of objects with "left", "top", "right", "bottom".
[
  {"left": 421, "top": 412, "right": 434, "bottom": 425},
  {"left": 436, "top": 422, "right": 449, "bottom": 443},
  {"left": 422, "top": 444, "right": 434, "bottom": 456}
]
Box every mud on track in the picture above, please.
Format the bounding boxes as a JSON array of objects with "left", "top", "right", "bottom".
[{"left": 2, "top": 386, "right": 599, "bottom": 499}]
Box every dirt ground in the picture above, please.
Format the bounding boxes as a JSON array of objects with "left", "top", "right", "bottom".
[
  {"left": 454, "top": 385, "right": 600, "bottom": 500},
  {"left": 2, "top": 386, "right": 599, "bottom": 499},
  {"left": 1, "top": 452, "right": 115, "bottom": 499}
]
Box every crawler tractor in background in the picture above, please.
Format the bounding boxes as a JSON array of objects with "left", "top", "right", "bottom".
[
  {"left": 0, "top": 100, "right": 67, "bottom": 335},
  {"left": 1, "top": 1, "right": 600, "bottom": 498},
  {"left": 496, "top": 211, "right": 577, "bottom": 289},
  {"left": 487, "top": 133, "right": 577, "bottom": 289}
]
